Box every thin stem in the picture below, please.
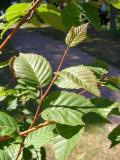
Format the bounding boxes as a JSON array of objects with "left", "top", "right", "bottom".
[
  {"left": 0, "top": 0, "right": 41, "bottom": 51},
  {"left": 20, "top": 121, "right": 55, "bottom": 136},
  {"left": 15, "top": 143, "right": 24, "bottom": 160},
  {"left": 29, "top": 47, "right": 69, "bottom": 129},
  {"left": 78, "top": 89, "right": 86, "bottom": 95}
]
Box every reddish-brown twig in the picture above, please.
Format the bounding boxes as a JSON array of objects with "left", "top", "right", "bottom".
[
  {"left": 29, "top": 47, "right": 69, "bottom": 129},
  {"left": 0, "top": 0, "right": 41, "bottom": 51}
]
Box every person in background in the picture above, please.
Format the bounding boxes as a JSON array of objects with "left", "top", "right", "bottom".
[{"left": 99, "top": 0, "right": 109, "bottom": 26}]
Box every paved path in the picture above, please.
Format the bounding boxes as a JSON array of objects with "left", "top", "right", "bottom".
[{"left": 11, "top": 28, "right": 120, "bottom": 101}]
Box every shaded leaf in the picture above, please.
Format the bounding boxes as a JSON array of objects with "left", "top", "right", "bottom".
[
  {"left": 81, "top": 3, "right": 101, "bottom": 30},
  {"left": 0, "top": 112, "right": 18, "bottom": 138},
  {"left": 42, "top": 91, "right": 119, "bottom": 124},
  {"left": 104, "top": 76, "right": 120, "bottom": 93},
  {"left": 61, "top": 3, "right": 82, "bottom": 31},
  {"left": 0, "top": 61, "right": 9, "bottom": 69},
  {"left": 87, "top": 60, "right": 109, "bottom": 76},
  {"left": 108, "top": 125, "right": 120, "bottom": 147},
  {"left": 53, "top": 125, "right": 84, "bottom": 160}
]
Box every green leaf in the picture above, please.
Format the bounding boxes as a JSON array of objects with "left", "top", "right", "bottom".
[
  {"left": 81, "top": 3, "right": 101, "bottom": 30},
  {"left": 41, "top": 91, "right": 90, "bottom": 126},
  {"left": 88, "top": 98, "right": 120, "bottom": 118},
  {"left": 0, "top": 112, "right": 18, "bottom": 138},
  {"left": 0, "top": 61, "right": 9, "bottom": 69},
  {"left": 65, "top": 23, "right": 88, "bottom": 47},
  {"left": 1, "top": 18, "right": 19, "bottom": 38},
  {"left": 42, "top": 91, "right": 90, "bottom": 109},
  {"left": 104, "top": 76, "right": 120, "bottom": 93},
  {"left": 61, "top": 3, "right": 83, "bottom": 31},
  {"left": 87, "top": 60, "right": 109, "bottom": 76},
  {"left": 53, "top": 125, "right": 84, "bottom": 160},
  {"left": 6, "top": 144, "right": 22, "bottom": 160},
  {"left": 24, "top": 124, "right": 55, "bottom": 150},
  {"left": 109, "top": 0, "right": 120, "bottom": 9},
  {"left": 108, "top": 76, "right": 120, "bottom": 84},
  {"left": 5, "top": 3, "right": 30, "bottom": 22},
  {"left": 108, "top": 125, "right": 120, "bottom": 147},
  {"left": 42, "top": 91, "right": 119, "bottom": 123},
  {"left": 0, "top": 150, "right": 11, "bottom": 160},
  {"left": 13, "top": 53, "right": 52, "bottom": 88},
  {"left": 37, "top": 4, "right": 65, "bottom": 31},
  {"left": 55, "top": 65, "right": 100, "bottom": 96},
  {"left": 0, "top": 89, "right": 16, "bottom": 96},
  {"left": 42, "top": 107, "right": 84, "bottom": 126}
]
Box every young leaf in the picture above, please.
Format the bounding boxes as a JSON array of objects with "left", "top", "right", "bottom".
[
  {"left": 24, "top": 124, "right": 55, "bottom": 150},
  {"left": 55, "top": 65, "right": 100, "bottom": 96},
  {"left": 13, "top": 53, "right": 52, "bottom": 88},
  {"left": 81, "top": 3, "right": 101, "bottom": 31},
  {"left": 65, "top": 23, "right": 88, "bottom": 47},
  {"left": 0, "top": 150, "right": 11, "bottom": 160},
  {"left": 0, "top": 112, "right": 18, "bottom": 138},
  {"left": 108, "top": 125, "right": 120, "bottom": 147},
  {"left": 53, "top": 125, "right": 84, "bottom": 160},
  {"left": 61, "top": 3, "right": 83, "bottom": 31}
]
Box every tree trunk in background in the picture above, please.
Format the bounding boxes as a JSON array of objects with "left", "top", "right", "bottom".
[{"left": 110, "top": 5, "right": 116, "bottom": 32}]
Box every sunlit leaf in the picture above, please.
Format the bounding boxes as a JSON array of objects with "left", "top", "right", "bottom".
[
  {"left": 0, "top": 150, "right": 11, "bottom": 160},
  {"left": 55, "top": 65, "right": 100, "bottom": 96},
  {"left": 65, "top": 23, "right": 88, "bottom": 47},
  {"left": 24, "top": 124, "right": 55, "bottom": 150},
  {"left": 13, "top": 53, "right": 52, "bottom": 88},
  {"left": 37, "top": 4, "right": 65, "bottom": 31}
]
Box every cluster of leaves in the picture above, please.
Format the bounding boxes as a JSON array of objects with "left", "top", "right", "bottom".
[
  {"left": 0, "top": 1, "right": 101, "bottom": 38},
  {"left": 0, "top": 0, "right": 120, "bottom": 160},
  {"left": 0, "top": 22, "right": 120, "bottom": 160}
]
